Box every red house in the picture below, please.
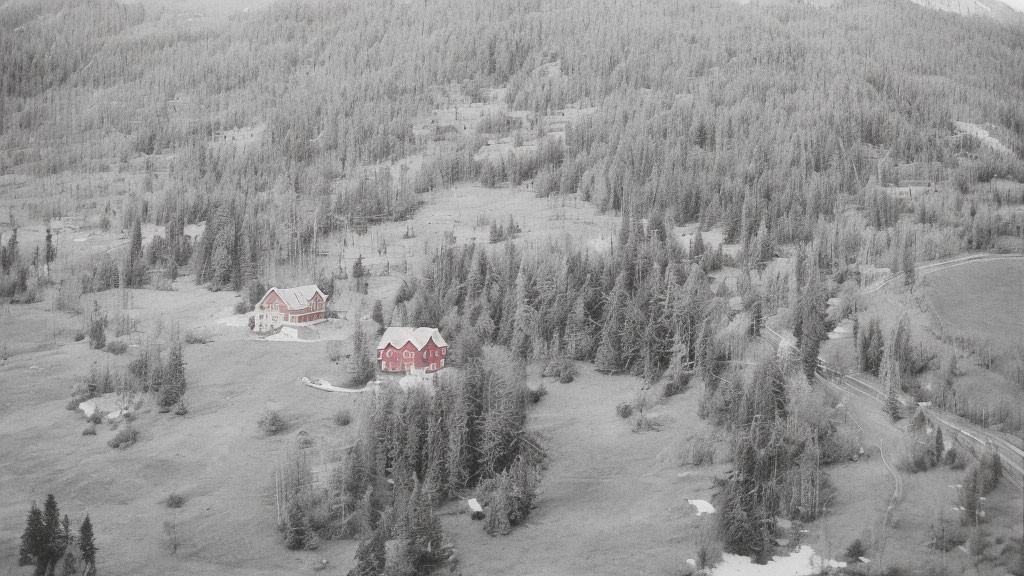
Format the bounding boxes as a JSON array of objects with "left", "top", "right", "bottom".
[
  {"left": 377, "top": 327, "right": 448, "bottom": 373},
  {"left": 253, "top": 285, "right": 328, "bottom": 331}
]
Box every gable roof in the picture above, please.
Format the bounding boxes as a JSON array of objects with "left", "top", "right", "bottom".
[
  {"left": 261, "top": 285, "right": 327, "bottom": 310},
  {"left": 377, "top": 327, "right": 447, "bottom": 351}
]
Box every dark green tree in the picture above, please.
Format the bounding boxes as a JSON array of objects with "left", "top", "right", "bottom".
[
  {"left": 79, "top": 514, "right": 96, "bottom": 567},
  {"left": 350, "top": 318, "right": 376, "bottom": 387},
  {"left": 18, "top": 501, "right": 45, "bottom": 567}
]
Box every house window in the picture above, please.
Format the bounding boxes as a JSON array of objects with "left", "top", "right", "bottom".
[
  {"left": 423, "top": 350, "right": 428, "bottom": 359},
  {"left": 403, "top": 351, "right": 413, "bottom": 359},
  {"left": 386, "top": 350, "right": 393, "bottom": 358},
  {"left": 430, "top": 363, "right": 436, "bottom": 371},
  {"left": 381, "top": 362, "right": 386, "bottom": 370}
]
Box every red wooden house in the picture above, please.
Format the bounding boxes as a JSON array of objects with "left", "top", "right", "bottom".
[
  {"left": 377, "top": 327, "right": 448, "bottom": 373},
  {"left": 253, "top": 285, "right": 328, "bottom": 331}
]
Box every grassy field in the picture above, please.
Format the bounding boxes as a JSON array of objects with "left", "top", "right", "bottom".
[
  {"left": 924, "top": 259, "right": 1024, "bottom": 346},
  {"left": 441, "top": 365, "right": 726, "bottom": 576}
]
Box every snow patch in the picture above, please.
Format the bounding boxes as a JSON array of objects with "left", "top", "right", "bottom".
[
  {"left": 301, "top": 376, "right": 373, "bottom": 393},
  {"left": 710, "top": 545, "right": 846, "bottom": 576},
  {"left": 955, "top": 121, "right": 1013, "bottom": 155},
  {"left": 688, "top": 499, "right": 716, "bottom": 515}
]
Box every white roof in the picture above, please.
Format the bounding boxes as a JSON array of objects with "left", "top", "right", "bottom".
[
  {"left": 263, "top": 285, "right": 326, "bottom": 309},
  {"left": 377, "top": 327, "right": 447, "bottom": 351}
]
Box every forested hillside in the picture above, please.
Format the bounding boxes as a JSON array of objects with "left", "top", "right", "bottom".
[
  {"left": 3, "top": 0, "right": 1024, "bottom": 573},
  {"left": 3, "top": 0, "right": 1024, "bottom": 261}
]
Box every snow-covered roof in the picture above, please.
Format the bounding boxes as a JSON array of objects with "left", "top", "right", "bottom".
[
  {"left": 262, "top": 285, "right": 326, "bottom": 309},
  {"left": 377, "top": 327, "right": 447, "bottom": 351}
]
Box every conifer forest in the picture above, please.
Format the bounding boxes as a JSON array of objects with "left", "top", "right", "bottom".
[{"left": 1, "top": 0, "right": 1023, "bottom": 574}]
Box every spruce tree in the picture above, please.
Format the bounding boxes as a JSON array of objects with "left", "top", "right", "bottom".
[
  {"left": 45, "top": 227, "right": 56, "bottom": 266},
  {"left": 350, "top": 318, "right": 376, "bottom": 387},
  {"left": 79, "top": 514, "right": 96, "bottom": 567},
  {"left": 799, "top": 273, "right": 826, "bottom": 383},
  {"left": 594, "top": 272, "right": 627, "bottom": 373},
  {"left": 885, "top": 381, "right": 902, "bottom": 422},
  {"left": 19, "top": 502, "right": 45, "bottom": 567},
  {"left": 161, "top": 339, "right": 186, "bottom": 408}
]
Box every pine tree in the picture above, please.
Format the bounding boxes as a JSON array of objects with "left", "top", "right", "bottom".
[
  {"left": 902, "top": 233, "right": 916, "bottom": 286},
  {"left": 594, "top": 272, "right": 627, "bottom": 373},
  {"left": 371, "top": 299, "right": 384, "bottom": 329},
  {"left": 125, "top": 218, "right": 146, "bottom": 287},
  {"left": 564, "top": 294, "right": 595, "bottom": 360},
  {"left": 350, "top": 318, "right": 376, "bottom": 387},
  {"left": 799, "top": 273, "right": 826, "bottom": 383},
  {"left": 79, "top": 514, "right": 96, "bottom": 567},
  {"left": 161, "top": 339, "right": 186, "bottom": 408},
  {"left": 19, "top": 502, "right": 44, "bottom": 567},
  {"left": 885, "top": 381, "right": 902, "bottom": 422},
  {"left": 352, "top": 254, "right": 365, "bottom": 279},
  {"left": 35, "top": 494, "right": 62, "bottom": 575},
  {"left": 45, "top": 227, "right": 56, "bottom": 266}
]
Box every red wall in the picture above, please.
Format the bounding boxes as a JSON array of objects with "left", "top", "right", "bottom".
[{"left": 377, "top": 338, "right": 447, "bottom": 373}]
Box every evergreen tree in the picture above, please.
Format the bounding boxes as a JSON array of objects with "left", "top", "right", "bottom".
[
  {"left": 45, "top": 227, "right": 56, "bottom": 266},
  {"left": 902, "top": 233, "right": 916, "bottom": 286},
  {"left": 371, "top": 299, "right": 385, "bottom": 329},
  {"left": 2, "top": 228, "right": 19, "bottom": 273},
  {"left": 350, "top": 318, "right": 376, "bottom": 387},
  {"left": 799, "top": 273, "right": 826, "bottom": 383},
  {"left": 352, "top": 254, "right": 365, "bottom": 279},
  {"left": 18, "top": 502, "right": 44, "bottom": 567},
  {"left": 125, "top": 218, "right": 146, "bottom": 287},
  {"left": 348, "top": 524, "right": 387, "bottom": 576},
  {"left": 885, "top": 380, "right": 902, "bottom": 421},
  {"left": 564, "top": 294, "right": 596, "bottom": 360},
  {"left": 79, "top": 514, "right": 96, "bottom": 567},
  {"left": 594, "top": 272, "right": 628, "bottom": 373},
  {"left": 161, "top": 339, "right": 186, "bottom": 409}
]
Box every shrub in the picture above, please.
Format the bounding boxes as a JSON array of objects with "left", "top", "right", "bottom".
[
  {"left": 478, "top": 457, "right": 537, "bottom": 536},
  {"left": 616, "top": 402, "right": 634, "bottom": 419},
  {"left": 258, "top": 410, "right": 288, "bottom": 435},
  {"left": 296, "top": 431, "right": 315, "bottom": 449},
  {"left": 165, "top": 493, "right": 186, "bottom": 508},
  {"left": 184, "top": 330, "right": 209, "bottom": 344},
  {"left": 959, "top": 463, "right": 983, "bottom": 526},
  {"left": 944, "top": 447, "right": 968, "bottom": 470},
  {"left": 105, "top": 340, "right": 128, "bottom": 355},
  {"left": 931, "top": 515, "right": 967, "bottom": 551},
  {"left": 73, "top": 332, "right": 85, "bottom": 342},
  {"left": 87, "top": 302, "right": 107, "bottom": 349},
  {"left": 107, "top": 427, "right": 139, "bottom": 449},
  {"left": 112, "top": 312, "right": 138, "bottom": 337},
  {"left": 978, "top": 452, "right": 1002, "bottom": 494},
  {"left": 234, "top": 300, "right": 250, "bottom": 315},
  {"left": 82, "top": 423, "right": 96, "bottom": 436},
  {"left": 528, "top": 383, "right": 547, "bottom": 404},
  {"left": 327, "top": 342, "right": 342, "bottom": 362},
  {"left": 846, "top": 539, "right": 866, "bottom": 562},
  {"left": 333, "top": 410, "right": 352, "bottom": 427},
  {"left": 690, "top": 435, "right": 715, "bottom": 466},
  {"left": 663, "top": 370, "right": 691, "bottom": 398},
  {"left": 542, "top": 356, "right": 577, "bottom": 383}
]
